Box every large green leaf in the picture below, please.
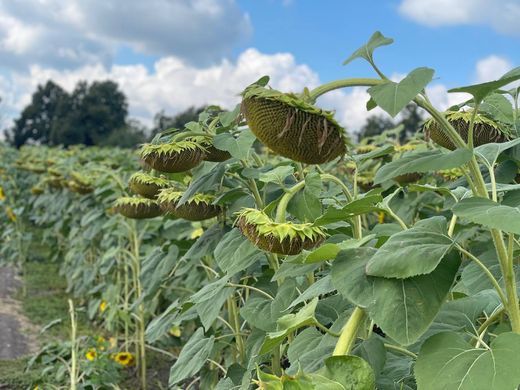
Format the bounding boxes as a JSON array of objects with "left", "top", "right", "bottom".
[
  {"left": 368, "top": 67, "right": 434, "bottom": 117},
  {"left": 257, "top": 355, "right": 375, "bottom": 389},
  {"left": 315, "top": 195, "right": 383, "bottom": 226},
  {"left": 343, "top": 31, "right": 393, "bottom": 65},
  {"left": 259, "top": 165, "right": 294, "bottom": 185},
  {"left": 169, "top": 328, "right": 214, "bottom": 385},
  {"left": 366, "top": 217, "right": 454, "bottom": 278},
  {"left": 214, "top": 228, "right": 266, "bottom": 276},
  {"left": 479, "top": 93, "right": 515, "bottom": 125},
  {"left": 318, "top": 356, "right": 375, "bottom": 390},
  {"left": 287, "top": 275, "right": 335, "bottom": 310},
  {"left": 177, "top": 163, "right": 225, "bottom": 205},
  {"left": 453, "top": 197, "right": 520, "bottom": 235},
  {"left": 292, "top": 236, "right": 375, "bottom": 265},
  {"left": 415, "top": 332, "right": 520, "bottom": 390},
  {"left": 260, "top": 298, "right": 319, "bottom": 354},
  {"left": 332, "top": 248, "right": 461, "bottom": 345},
  {"left": 194, "top": 285, "right": 234, "bottom": 329},
  {"left": 474, "top": 138, "right": 520, "bottom": 168},
  {"left": 374, "top": 149, "right": 472, "bottom": 184},
  {"left": 212, "top": 128, "right": 256, "bottom": 160},
  {"left": 449, "top": 67, "right": 520, "bottom": 104},
  {"left": 288, "top": 172, "right": 322, "bottom": 222}
]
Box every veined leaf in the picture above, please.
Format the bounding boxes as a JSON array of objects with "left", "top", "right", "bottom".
[
  {"left": 343, "top": 31, "right": 393, "bottom": 65},
  {"left": 366, "top": 217, "right": 454, "bottom": 279},
  {"left": 368, "top": 67, "right": 434, "bottom": 117},
  {"left": 332, "top": 248, "right": 460, "bottom": 345},
  {"left": 453, "top": 197, "right": 520, "bottom": 235},
  {"left": 212, "top": 128, "right": 256, "bottom": 160},
  {"left": 415, "top": 332, "right": 520, "bottom": 390},
  {"left": 169, "top": 328, "right": 214, "bottom": 385},
  {"left": 374, "top": 148, "right": 472, "bottom": 184}
]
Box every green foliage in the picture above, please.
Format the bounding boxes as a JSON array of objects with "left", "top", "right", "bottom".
[{"left": 4, "top": 30, "right": 520, "bottom": 390}]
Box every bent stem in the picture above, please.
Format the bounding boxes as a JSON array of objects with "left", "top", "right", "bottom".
[
  {"left": 307, "top": 78, "right": 384, "bottom": 102},
  {"left": 333, "top": 307, "right": 366, "bottom": 356}
]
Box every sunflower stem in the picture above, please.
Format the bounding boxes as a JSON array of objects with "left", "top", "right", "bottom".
[
  {"left": 275, "top": 181, "right": 306, "bottom": 223},
  {"left": 307, "top": 78, "right": 384, "bottom": 102},
  {"left": 333, "top": 306, "right": 365, "bottom": 356}
]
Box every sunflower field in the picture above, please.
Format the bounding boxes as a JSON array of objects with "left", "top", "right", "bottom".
[{"left": 3, "top": 32, "right": 520, "bottom": 390}]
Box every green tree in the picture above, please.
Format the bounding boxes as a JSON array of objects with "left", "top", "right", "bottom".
[
  {"left": 357, "top": 103, "right": 424, "bottom": 143},
  {"left": 8, "top": 81, "right": 69, "bottom": 147},
  {"left": 358, "top": 115, "right": 394, "bottom": 142},
  {"left": 51, "top": 80, "right": 128, "bottom": 146}
]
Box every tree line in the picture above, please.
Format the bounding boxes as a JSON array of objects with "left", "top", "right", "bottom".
[{"left": 4, "top": 79, "right": 423, "bottom": 148}]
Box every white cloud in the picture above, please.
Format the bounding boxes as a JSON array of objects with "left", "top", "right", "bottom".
[
  {"left": 0, "top": 0, "right": 251, "bottom": 69},
  {"left": 474, "top": 55, "right": 513, "bottom": 82},
  {"left": 0, "top": 48, "right": 319, "bottom": 129},
  {"left": 399, "top": 0, "right": 520, "bottom": 35},
  {"left": 0, "top": 48, "right": 512, "bottom": 139}
]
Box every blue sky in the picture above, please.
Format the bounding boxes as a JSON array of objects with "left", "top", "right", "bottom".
[{"left": 0, "top": 0, "right": 519, "bottom": 134}]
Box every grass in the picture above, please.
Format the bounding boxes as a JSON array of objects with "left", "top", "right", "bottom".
[
  {"left": 0, "top": 358, "right": 41, "bottom": 388},
  {"left": 1, "top": 260, "right": 171, "bottom": 389}
]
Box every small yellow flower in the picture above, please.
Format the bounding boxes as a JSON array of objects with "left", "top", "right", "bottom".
[
  {"left": 0, "top": 186, "right": 5, "bottom": 201},
  {"left": 5, "top": 206, "right": 16, "bottom": 222},
  {"left": 378, "top": 212, "right": 385, "bottom": 224},
  {"left": 169, "top": 325, "right": 181, "bottom": 337},
  {"left": 109, "top": 337, "right": 117, "bottom": 349},
  {"left": 85, "top": 348, "right": 97, "bottom": 361},
  {"left": 99, "top": 300, "right": 107, "bottom": 313},
  {"left": 190, "top": 227, "right": 203, "bottom": 239},
  {"left": 33, "top": 386, "right": 40, "bottom": 390},
  {"left": 113, "top": 352, "right": 135, "bottom": 366}
]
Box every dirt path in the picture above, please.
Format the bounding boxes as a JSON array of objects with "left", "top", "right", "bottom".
[{"left": 0, "top": 266, "right": 38, "bottom": 360}]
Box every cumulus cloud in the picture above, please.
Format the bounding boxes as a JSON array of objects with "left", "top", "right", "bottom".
[
  {"left": 0, "top": 48, "right": 320, "bottom": 128},
  {"left": 0, "top": 47, "right": 510, "bottom": 139},
  {"left": 474, "top": 55, "right": 513, "bottom": 82},
  {"left": 399, "top": 0, "right": 520, "bottom": 36},
  {"left": 0, "top": 0, "right": 251, "bottom": 69}
]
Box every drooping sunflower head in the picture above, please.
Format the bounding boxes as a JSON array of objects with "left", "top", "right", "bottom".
[
  {"left": 241, "top": 80, "right": 348, "bottom": 164},
  {"left": 236, "top": 208, "right": 326, "bottom": 255},
  {"left": 424, "top": 110, "right": 509, "bottom": 150},
  {"left": 128, "top": 171, "right": 170, "bottom": 199},
  {"left": 139, "top": 141, "right": 207, "bottom": 173},
  {"left": 157, "top": 189, "right": 220, "bottom": 221},
  {"left": 113, "top": 197, "right": 163, "bottom": 219}
]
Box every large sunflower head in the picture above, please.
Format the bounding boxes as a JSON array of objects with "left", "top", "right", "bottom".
[
  {"left": 241, "top": 79, "right": 348, "bottom": 164},
  {"left": 113, "top": 197, "right": 163, "bottom": 219},
  {"left": 139, "top": 141, "right": 207, "bottom": 173},
  {"left": 157, "top": 189, "right": 221, "bottom": 221},
  {"left": 128, "top": 171, "right": 170, "bottom": 199},
  {"left": 424, "top": 110, "right": 509, "bottom": 150},
  {"left": 236, "top": 208, "right": 326, "bottom": 255}
]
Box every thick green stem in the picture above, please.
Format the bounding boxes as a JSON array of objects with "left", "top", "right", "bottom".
[
  {"left": 308, "top": 78, "right": 383, "bottom": 102},
  {"left": 275, "top": 181, "right": 306, "bottom": 223},
  {"left": 333, "top": 307, "right": 365, "bottom": 355},
  {"left": 491, "top": 230, "right": 520, "bottom": 333},
  {"left": 466, "top": 104, "right": 480, "bottom": 150}
]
